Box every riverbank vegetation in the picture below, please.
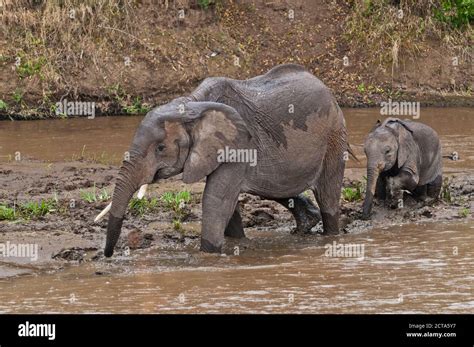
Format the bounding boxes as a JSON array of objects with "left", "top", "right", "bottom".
[{"left": 0, "top": 0, "right": 472, "bottom": 119}]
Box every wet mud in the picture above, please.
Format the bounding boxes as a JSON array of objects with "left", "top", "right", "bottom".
[{"left": 0, "top": 107, "right": 472, "bottom": 313}]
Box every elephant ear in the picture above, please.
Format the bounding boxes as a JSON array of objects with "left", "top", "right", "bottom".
[
  {"left": 370, "top": 119, "right": 382, "bottom": 132},
  {"left": 385, "top": 119, "right": 416, "bottom": 168},
  {"left": 181, "top": 102, "right": 252, "bottom": 183}
]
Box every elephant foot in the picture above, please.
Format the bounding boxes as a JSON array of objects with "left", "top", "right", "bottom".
[
  {"left": 320, "top": 212, "right": 340, "bottom": 235},
  {"left": 291, "top": 205, "right": 321, "bottom": 234},
  {"left": 224, "top": 208, "right": 246, "bottom": 239},
  {"left": 200, "top": 239, "right": 222, "bottom": 253},
  {"left": 274, "top": 195, "right": 321, "bottom": 235},
  {"left": 360, "top": 212, "right": 371, "bottom": 220},
  {"left": 222, "top": 237, "right": 252, "bottom": 255},
  {"left": 291, "top": 214, "right": 320, "bottom": 234},
  {"left": 422, "top": 197, "right": 438, "bottom": 206}
]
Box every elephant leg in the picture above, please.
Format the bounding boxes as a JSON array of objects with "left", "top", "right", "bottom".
[
  {"left": 375, "top": 175, "right": 387, "bottom": 201},
  {"left": 413, "top": 184, "right": 428, "bottom": 201},
  {"left": 312, "top": 146, "right": 345, "bottom": 235},
  {"left": 200, "top": 165, "right": 243, "bottom": 253},
  {"left": 388, "top": 171, "right": 418, "bottom": 208},
  {"left": 224, "top": 204, "right": 246, "bottom": 239},
  {"left": 427, "top": 174, "right": 442, "bottom": 199},
  {"left": 274, "top": 194, "right": 321, "bottom": 234}
]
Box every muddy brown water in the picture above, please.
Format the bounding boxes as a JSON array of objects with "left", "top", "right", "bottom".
[
  {"left": 0, "top": 107, "right": 473, "bottom": 313},
  {"left": 1, "top": 108, "right": 473, "bottom": 172},
  {"left": 0, "top": 222, "right": 472, "bottom": 313}
]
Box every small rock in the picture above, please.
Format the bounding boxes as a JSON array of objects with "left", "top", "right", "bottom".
[
  {"left": 52, "top": 248, "right": 85, "bottom": 261},
  {"left": 251, "top": 209, "right": 274, "bottom": 224},
  {"left": 421, "top": 210, "right": 433, "bottom": 218}
]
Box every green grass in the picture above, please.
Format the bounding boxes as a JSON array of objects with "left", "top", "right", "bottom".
[
  {"left": 12, "top": 90, "right": 24, "bottom": 104},
  {"left": 459, "top": 207, "right": 470, "bottom": 218},
  {"left": 0, "top": 199, "right": 58, "bottom": 220},
  {"left": 80, "top": 185, "right": 110, "bottom": 203},
  {"left": 434, "top": 0, "right": 474, "bottom": 29},
  {"left": 20, "top": 199, "right": 57, "bottom": 218},
  {"left": 0, "top": 100, "right": 8, "bottom": 111},
  {"left": 172, "top": 219, "right": 182, "bottom": 231},
  {"left": 16, "top": 56, "right": 47, "bottom": 79},
  {"left": 127, "top": 191, "right": 193, "bottom": 231},
  {"left": 123, "top": 97, "right": 150, "bottom": 115},
  {"left": 128, "top": 197, "right": 159, "bottom": 216},
  {"left": 342, "top": 182, "right": 364, "bottom": 202},
  {"left": 198, "top": 0, "right": 218, "bottom": 10},
  {"left": 441, "top": 177, "right": 453, "bottom": 203},
  {"left": 161, "top": 191, "right": 192, "bottom": 230},
  {"left": 0, "top": 205, "right": 17, "bottom": 220},
  {"left": 161, "top": 191, "right": 191, "bottom": 213}
]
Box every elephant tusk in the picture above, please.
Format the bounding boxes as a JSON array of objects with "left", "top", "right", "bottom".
[
  {"left": 94, "top": 202, "right": 112, "bottom": 223},
  {"left": 93, "top": 184, "right": 148, "bottom": 223},
  {"left": 137, "top": 184, "right": 148, "bottom": 199}
]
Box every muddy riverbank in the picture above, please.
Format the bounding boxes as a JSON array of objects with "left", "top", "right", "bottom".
[
  {"left": 0, "top": 158, "right": 472, "bottom": 313},
  {"left": 0, "top": 107, "right": 473, "bottom": 313},
  {"left": 1, "top": 0, "right": 472, "bottom": 119}
]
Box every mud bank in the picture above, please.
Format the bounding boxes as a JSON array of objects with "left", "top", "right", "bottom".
[
  {"left": 1, "top": 0, "right": 472, "bottom": 120},
  {"left": 0, "top": 159, "right": 472, "bottom": 279}
]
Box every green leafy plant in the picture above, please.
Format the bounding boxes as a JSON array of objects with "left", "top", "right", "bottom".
[
  {"left": 20, "top": 199, "right": 57, "bottom": 219},
  {"left": 16, "top": 56, "right": 46, "bottom": 79},
  {"left": 128, "top": 197, "right": 159, "bottom": 216},
  {"left": 198, "top": 0, "right": 216, "bottom": 10},
  {"left": 434, "top": 0, "right": 474, "bottom": 29},
  {"left": 342, "top": 182, "right": 364, "bottom": 202},
  {"left": 107, "top": 83, "right": 126, "bottom": 104},
  {"left": 123, "top": 97, "right": 150, "bottom": 114},
  {"left": 161, "top": 191, "right": 191, "bottom": 213},
  {"left": 0, "top": 205, "right": 17, "bottom": 220},
  {"left": 441, "top": 177, "right": 453, "bottom": 203},
  {"left": 172, "top": 219, "right": 182, "bottom": 231},
  {"left": 80, "top": 185, "right": 110, "bottom": 203},
  {"left": 0, "top": 100, "right": 8, "bottom": 111},
  {"left": 160, "top": 191, "right": 192, "bottom": 229},
  {"left": 459, "top": 207, "right": 470, "bottom": 218},
  {"left": 12, "top": 90, "right": 24, "bottom": 104}
]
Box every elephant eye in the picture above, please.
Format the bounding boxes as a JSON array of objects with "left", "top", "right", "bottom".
[
  {"left": 384, "top": 147, "right": 391, "bottom": 154},
  {"left": 156, "top": 144, "right": 166, "bottom": 153}
]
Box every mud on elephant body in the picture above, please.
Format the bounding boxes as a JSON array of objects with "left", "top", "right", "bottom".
[
  {"left": 362, "top": 117, "right": 443, "bottom": 219},
  {"left": 101, "top": 64, "right": 349, "bottom": 256}
]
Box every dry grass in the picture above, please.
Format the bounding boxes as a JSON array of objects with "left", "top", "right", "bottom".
[
  {"left": 2, "top": 1, "right": 139, "bottom": 87},
  {"left": 0, "top": 0, "right": 206, "bottom": 113},
  {"left": 344, "top": 0, "right": 472, "bottom": 70},
  {"left": 0, "top": 0, "right": 471, "bottom": 118}
]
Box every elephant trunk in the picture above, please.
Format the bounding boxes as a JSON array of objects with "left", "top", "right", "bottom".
[
  {"left": 104, "top": 160, "right": 141, "bottom": 257},
  {"left": 362, "top": 164, "right": 382, "bottom": 219}
]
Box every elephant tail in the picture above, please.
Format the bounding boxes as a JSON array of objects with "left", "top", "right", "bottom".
[{"left": 347, "top": 143, "right": 360, "bottom": 163}]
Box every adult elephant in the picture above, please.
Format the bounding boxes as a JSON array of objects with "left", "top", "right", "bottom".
[{"left": 99, "top": 64, "right": 349, "bottom": 256}]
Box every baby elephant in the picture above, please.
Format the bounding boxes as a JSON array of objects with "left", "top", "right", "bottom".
[{"left": 362, "top": 117, "right": 442, "bottom": 219}]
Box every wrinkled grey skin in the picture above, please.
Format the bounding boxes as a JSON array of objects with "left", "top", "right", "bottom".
[
  {"left": 104, "top": 64, "right": 347, "bottom": 256},
  {"left": 362, "top": 117, "right": 442, "bottom": 219}
]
